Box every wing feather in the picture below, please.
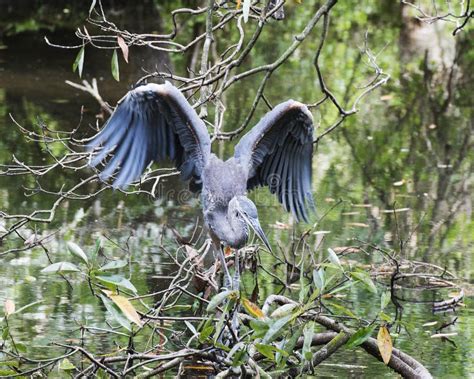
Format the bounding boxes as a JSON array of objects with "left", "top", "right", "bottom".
[
  {"left": 87, "top": 82, "right": 211, "bottom": 189},
  {"left": 234, "top": 101, "right": 314, "bottom": 222}
]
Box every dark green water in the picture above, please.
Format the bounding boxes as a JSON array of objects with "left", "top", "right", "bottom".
[{"left": 0, "top": 2, "right": 472, "bottom": 377}]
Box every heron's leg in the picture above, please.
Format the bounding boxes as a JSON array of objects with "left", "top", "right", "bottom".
[
  {"left": 232, "top": 248, "right": 240, "bottom": 292},
  {"left": 231, "top": 249, "right": 241, "bottom": 334},
  {"left": 217, "top": 246, "right": 232, "bottom": 290}
]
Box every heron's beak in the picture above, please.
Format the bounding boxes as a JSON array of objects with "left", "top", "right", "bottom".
[{"left": 242, "top": 214, "right": 273, "bottom": 253}]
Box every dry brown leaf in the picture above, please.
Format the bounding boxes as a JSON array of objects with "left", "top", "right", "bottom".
[
  {"left": 242, "top": 298, "right": 264, "bottom": 319},
  {"left": 103, "top": 290, "right": 142, "bottom": 327},
  {"left": 117, "top": 35, "right": 129, "bottom": 63},
  {"left": 4, "top": 299, "right": 15, "bottom": 317},
  {"left": 377, "top": 326, "right": 393, "bottom": 365}
]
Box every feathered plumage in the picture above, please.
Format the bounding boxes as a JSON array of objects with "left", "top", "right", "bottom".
[{"left": 88, "top": 81, "right": 315, "bottom": 251}]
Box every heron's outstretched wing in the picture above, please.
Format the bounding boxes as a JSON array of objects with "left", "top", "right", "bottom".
[
  {"left": 87, "top": 82, "right": 211, "bottom": 188},
  {"left": 234, "top": 101, "right": 314, "bottom": 222}
]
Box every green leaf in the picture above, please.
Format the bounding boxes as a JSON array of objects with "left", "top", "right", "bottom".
[
  {"left": 319, "top": 262, "right": 343, "bottom": 271},
  {"left": 99, "top": 294, "right": 131, "bottom": 331},
  {"left": 0, "top": 370, "right": 17, "bottom": 376},
  {"left": 41, "top": 262, "right": 81, "bottom": 274},
  {"left": 351, "top": 271, "right": 377, "bottom": 294},
  {"left": 262, "top": 314, "right": 293, "bottom": 344},
  {"left": 324, "top": 272, "right": 339, "bottom": 289},
  {"left": 328, "top": 302, "right": 358, "bottom": 318},
  {"left": 381, "top": 291, "right": 391, "bottom": 310},
  {"left": 250, "top": 319, "right": 269, "bottom": 339},
  {"left": 379, "top": 312, "right": 393, "bottom": 322},
  {"left": 213, "top": 300, "right": 234, "bottom": 343},
  {"left": 198, "top": 325, "right": 214, "bottom": 342},
  {"left": 99, "top": 260, "right": 128, "bottom": 271},
  {"left": 231, "top": 349, "right": 247, "bottom": 367},
  {"left": 111, "top": 49, "right": 120, "bottom": 81},
  {"left": 327, "top": 248, "right": 343, "bottom": 269},
  {"left": 270, "top": 303, "right": 299, "bottom": 319},
  {"left": 15, "top": 342, "right": 27, "bottom": 353},
  {"left": 308, "top": 288, "right": 320, "bottom": 303},
  {"left": 0, "top": 360, "right": 19, "bottom": 368},
  {"left": 228, "top": 341, "right": 246, "bottom": 361},
  {"left": 72, "top": 46, "right": 85, "bottom": 77},
  {"left": 2, "top": 327, "right": 9, "bottom": 341},
  {"left": 206, "top": 290, "right": 235, "bottom": 312},
  {"left": 328, "top": 280, "right": 355, "bottom": 295},
  {"left": 96, "top": 275, "right": 137, "bottom": 293},
  {"left": 67, "top": 241, "right": 89, "bottom": 265},
  {"left": 253, "top": 363, "right": 272, "bottom": 379},
  {"left": 346, "top": 324, "right": 376, "bottom": 348},
  {"left": 59, "top": 358, "right": 76, "bottom": 371},
  {"left": 255, "top": 343, "right": 275, "bottom": 361},
  {"left": 91, "top": 238, "right": 102, "bottom": 264},
  {"left": 313, "top": 268, "right": 325, "bottom": 291},
  {"left": 299, "top": 283, "right": 309, "bottom": 303},
  {"left": 302, "top": 321, "right": 315, "bottom": 361},
  {"left": 278, "top": 325, "right": 303, "bottom": 368},
  {"left": 214, "top": 342, "right": 230, "bottom": 352}
]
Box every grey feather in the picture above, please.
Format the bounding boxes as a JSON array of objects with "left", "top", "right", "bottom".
[
  {"left": 88, "top": 81, "right": 211, "bottom": 188},
  {"left": 234, "top": 101, "right": 315, "bottom": 222}
]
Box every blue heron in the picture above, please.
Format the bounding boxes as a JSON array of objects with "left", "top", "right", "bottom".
[{"left": 87, "top": 82, "right": 315, "bottom": 287}]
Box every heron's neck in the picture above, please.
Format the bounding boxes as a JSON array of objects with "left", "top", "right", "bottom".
[{"left": 227, "top": 207, "right": 248, "bottom": 248}]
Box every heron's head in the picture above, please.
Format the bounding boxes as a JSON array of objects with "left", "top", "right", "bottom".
[{"left": 229, "top": 196, "right": 272, "bottom": 253}]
